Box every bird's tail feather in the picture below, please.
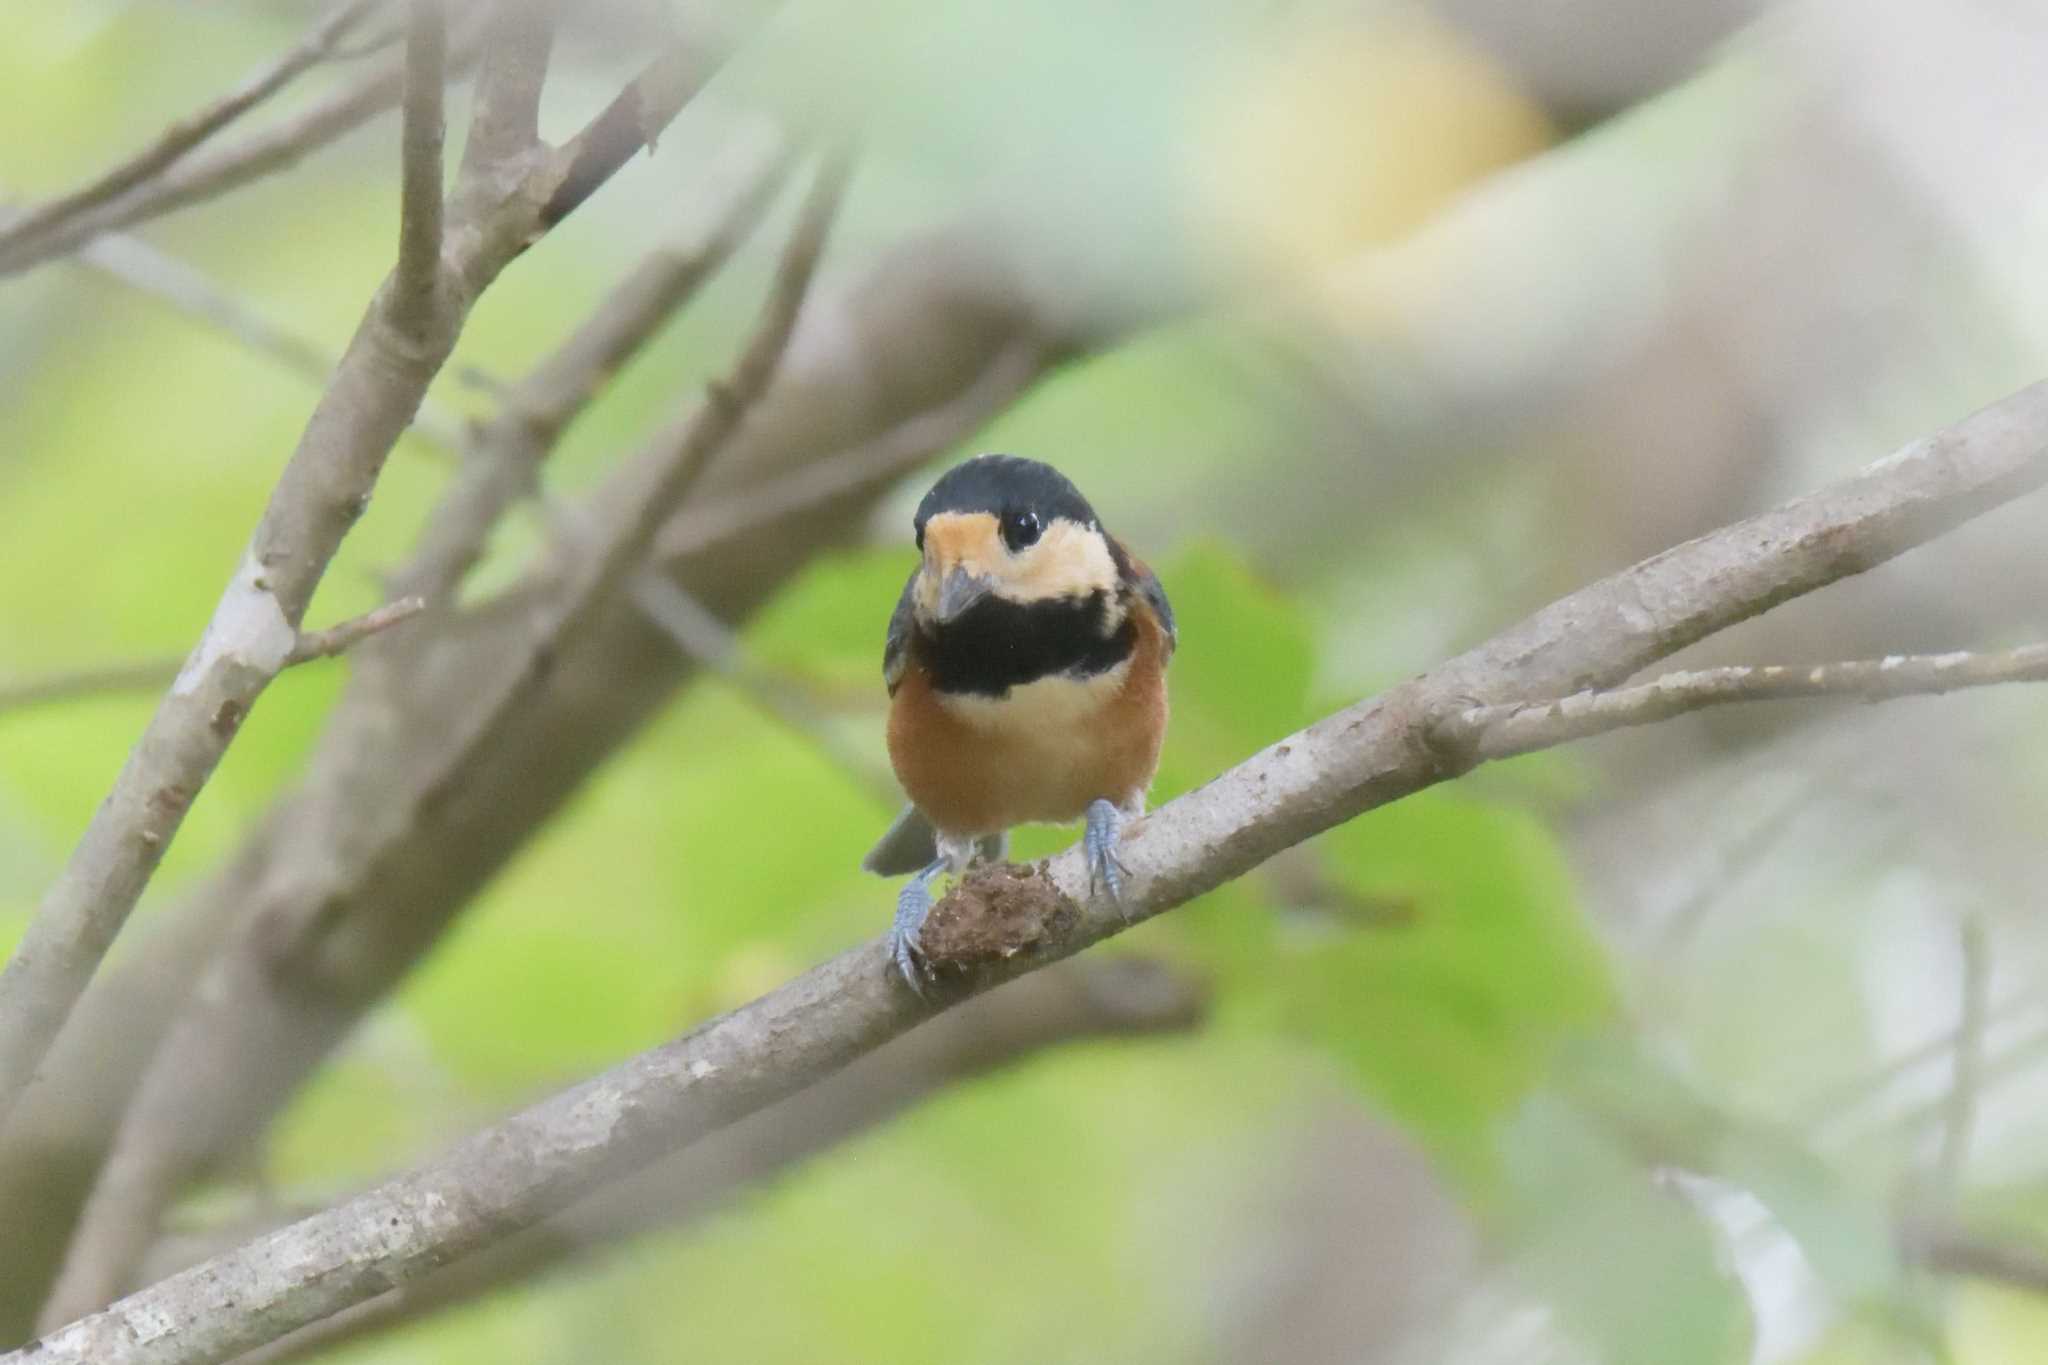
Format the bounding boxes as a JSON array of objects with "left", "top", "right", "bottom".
[
  {"left": 863, "top": 806, "right": 1007, "bottom": 875},
  {"left": 863, "top": 805, "right": 939, "bottom": 875}
]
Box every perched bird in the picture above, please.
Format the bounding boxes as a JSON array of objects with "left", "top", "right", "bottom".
[{"left": 865, "top": 454, "right": 1175, "bottom": 988}]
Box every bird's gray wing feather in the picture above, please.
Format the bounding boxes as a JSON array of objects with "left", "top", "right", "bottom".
[
  {"left": 869, "top": 569, "right": 933, "bottom": 876},
  {"left": 1130, "top": 557, "right": 1176, "bottom": 661},
  {"left": 882, "top": 566, "right": 918, "bottom": 694}
]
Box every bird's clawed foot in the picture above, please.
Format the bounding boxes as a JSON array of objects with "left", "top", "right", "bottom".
[
  {"left": 1085, "top": 798, "right": 1132, "bottom": 917},
  {"left": 889, "top": 857, "right": 947, "bottom": 994}
]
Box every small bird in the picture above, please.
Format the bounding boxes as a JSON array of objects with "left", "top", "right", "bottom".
[{"left": 865, "top": 454, "right": 1175, "bottom": 988}]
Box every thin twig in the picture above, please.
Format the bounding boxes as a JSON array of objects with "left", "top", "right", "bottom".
[
  {"left": 286, "top": 597, "right": 427, "bottom": 664},
  {"left": 389, "top": 0, "right": 448, "bottom": 342},
  {"left": 654, "top": 336, "right": 1049, "bottom": 561},
  {"left": 0, "top": 18, "right": 489, "bottom": 279},
  {"left": 21, "top": 374, "right": 2048, "bottom": 1365},
  {"left": 0, "top": 602, "right": 424, "bottom": 720},
  {"left": 1645, "top": 771, "right": 1820, "bottom": 957},
  {"left": 1831, "top": 1006, "right": 2048, "bottom": 1151},
  {"left": 0, "top": 660, "right": 182, "bottom": 716},
  {"left": 1933, "top": 915, "right": 1990, "bottom": 1206},
  {"left": 390, "top": 136, "right": 793, "bottom": 606},
  {"left": 326, "top": 20, "right": 408, "bottom": 63},
  {"left": 0, "top": 0, "right": 382, "bottom": 260},
  {"left": 630, "top": 571, "right": 900, "bottom": 808},
  {"left": 71, "top": 232, "right": 468, "bottom": 454},
  {"left": 1918, "top": 1224, "right": 2048, "bottom": 1296},
  {"left": 1440, "top": 645, "right": 2048, "bottom": 762},
  {"left": 1799, "top": 985, "right": 2039, "bottom": 1134}
]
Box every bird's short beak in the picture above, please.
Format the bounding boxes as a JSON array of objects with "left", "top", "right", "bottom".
[{"left": 933, "top": 565, "right": 995, "bottom": 624}]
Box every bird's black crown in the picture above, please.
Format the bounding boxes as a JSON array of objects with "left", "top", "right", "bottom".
[{"left": 913, "top": 454, "right": 1099, "bottom": 547}]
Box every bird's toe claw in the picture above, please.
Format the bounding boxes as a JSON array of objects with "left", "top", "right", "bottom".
[{"left": 889, "top": 923, "right": 927, "bottom": 995}]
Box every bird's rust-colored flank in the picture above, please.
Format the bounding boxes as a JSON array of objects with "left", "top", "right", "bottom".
[{"left": 888, "top": 600, "right": 1170, "bottom": 837}]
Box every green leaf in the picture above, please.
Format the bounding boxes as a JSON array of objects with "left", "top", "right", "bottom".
[{"left": 1270, "top": 792, "right": 1616, "bottom": 1181}]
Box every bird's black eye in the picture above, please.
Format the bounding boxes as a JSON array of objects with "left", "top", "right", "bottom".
[{"left": 1001, "top": 508, "right": 1042, "bottom": 552}]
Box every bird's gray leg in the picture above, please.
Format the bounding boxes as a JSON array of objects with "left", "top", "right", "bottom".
[
  {"left": 1085, "top": 798, "right": 1132, "bottom": 916},
  {"left": 890, "top": 858, "right": 947, "bottom": 992},
  {"left": 889, "top": 832, "right": 983, "bottom": 993}
]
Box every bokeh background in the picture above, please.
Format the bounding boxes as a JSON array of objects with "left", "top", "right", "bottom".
[{"left": 7, "top": 1, "right": 2048, "bottom": 1361}]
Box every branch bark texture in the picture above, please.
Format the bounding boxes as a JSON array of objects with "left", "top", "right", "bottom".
[{"left": 19, "top": 378, "right": 2048, "bottom": 1365}]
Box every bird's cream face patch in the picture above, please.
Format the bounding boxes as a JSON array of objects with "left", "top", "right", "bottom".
[
  {"left": 915, "top": 511, "right": 1121, "bottom": 617},
  {"left": 1010, "top": 518, "right": 1120, "bottom": 601}
]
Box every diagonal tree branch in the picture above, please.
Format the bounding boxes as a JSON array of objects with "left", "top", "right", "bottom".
[
  {"left": 540, "top": 41, "right": 722, "bottom": 230},
  {"left": 0, "top": 0, "right": 383, "bottom": 261},
  {"left": 19, "top": 377, "right": 2048, "bottom": 1365},
  {"left": 34, "top": 154, "right": 850, "bottom": 1332},
  {"left": 0, "top": 8, "right": 743, "bottom": 1174},
  {"left": 142, "top": 958, "right": 1205, "bottom": 1364}
]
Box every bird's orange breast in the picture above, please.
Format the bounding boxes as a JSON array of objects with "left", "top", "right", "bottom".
[{"left": 887, "top": 607, "right": 1169, "bottom": 838}]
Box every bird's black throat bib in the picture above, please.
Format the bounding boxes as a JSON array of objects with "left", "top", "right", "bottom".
[{"left": 918, "top": 591, "right": 1135, "bottom": 698}]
